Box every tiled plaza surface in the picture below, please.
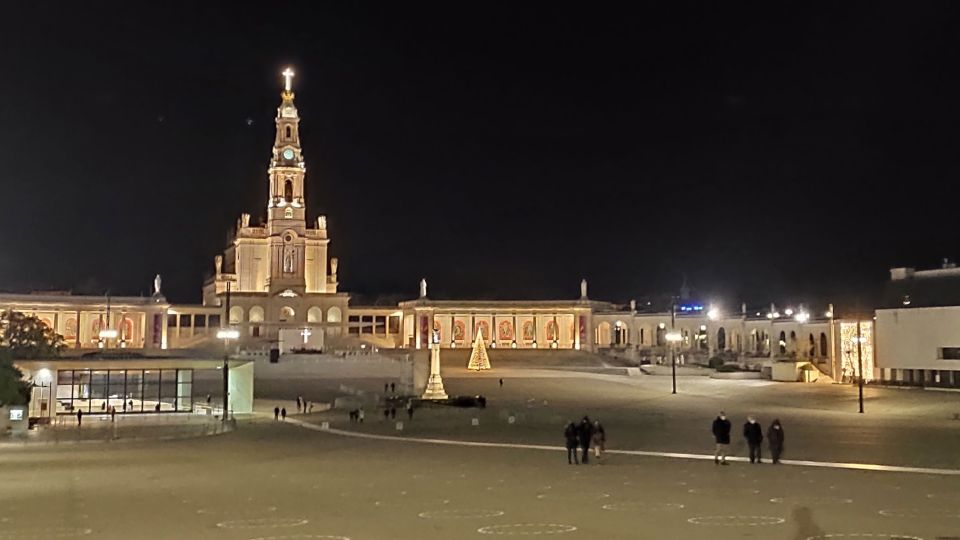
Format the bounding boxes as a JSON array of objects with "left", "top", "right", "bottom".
[
  {"left": 1, "top": 422, "right": 957, "bottom": 540},
  {"left": 3, "top": 370, "right": 960, "bottom": 539}
]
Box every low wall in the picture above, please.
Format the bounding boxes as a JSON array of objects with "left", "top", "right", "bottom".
[{"left": 709, "top": 371, "right": 763, "bottom": 380}]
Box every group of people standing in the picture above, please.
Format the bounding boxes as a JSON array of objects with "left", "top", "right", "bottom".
[
  {"left": 296, "top": 395, "right": 313, "bottom": 414},
  {"left": 563, "top": 416, "right": 606, "bottom": 464},
  {"left": 712, "top": 411, "right": 784, "bottom": 465}
]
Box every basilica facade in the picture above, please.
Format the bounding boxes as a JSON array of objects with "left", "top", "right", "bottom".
[{"left": 200, "top": 71, "right": 348, "bottom": 349}]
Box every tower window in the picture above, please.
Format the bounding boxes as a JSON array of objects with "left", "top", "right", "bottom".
[
  {"left": 285, "top": 126, "right": 292, "bottom": 139},
  {"left": 284, "top": 207, "right": 293, "bottom": 219},
  {"left": 284, "top": 180, "right": 293, "bottom": 202}
]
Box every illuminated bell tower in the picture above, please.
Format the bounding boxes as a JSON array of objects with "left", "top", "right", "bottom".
[
  {"left": 268, "top": 68, "right": 307, "bottom": 234},
  {"left": 266, "top": 68, "right": 308, "bottom": 293},
  {"left": 203, "top": 67, "right": 338, "bottom": 307}
]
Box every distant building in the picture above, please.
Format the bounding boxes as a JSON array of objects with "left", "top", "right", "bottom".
[
  {"left": 875, "top": 261, "right": 960, "bottom": 387},
  {"left": 1, "top": 70, "right": 858, "bottom": 421}
]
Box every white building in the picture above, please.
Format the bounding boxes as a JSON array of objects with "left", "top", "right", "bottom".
[{"left": 875, "top": 263, "right": 960, "bottom": 387}]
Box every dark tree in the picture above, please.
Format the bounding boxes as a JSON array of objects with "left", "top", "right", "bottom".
[
  {"left": 0, "top": 310, "right": 64, "bottom": 406},
  {"left": 1, "top": 310, "right": 65, "bottom": 358}
]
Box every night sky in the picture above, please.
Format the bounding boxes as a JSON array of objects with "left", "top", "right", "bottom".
[{"left": 2, "top": 3, "right": 959, "bottom": 308}]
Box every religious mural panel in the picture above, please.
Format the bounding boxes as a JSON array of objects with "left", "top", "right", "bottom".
[
  {"left": 545, "top": 320, "right": 558, "bottom": 341},
  {"left": 475, "top": 320, "right": 490, "bottom": 341},
  {"left": 419, "top": 316, "right": 430, "bottom": 347},
  {"left": 498, "top": 320, "right": 513, "bottom": 340},
  {"left": 65, "top": 318, "right": 77, "bottom": 341},
  {"left": 453, "top": 320, "right": 466, "bottom": 342},
  {"left": 522, "top": 321, "right": 535, "bottom": 341}
]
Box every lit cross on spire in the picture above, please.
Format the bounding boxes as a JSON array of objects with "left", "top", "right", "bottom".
[{"left": 282, "top": 67, "right": 295, "bottom": 92}]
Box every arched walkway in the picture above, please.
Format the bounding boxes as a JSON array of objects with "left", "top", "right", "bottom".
[{"left": 596, "top": 322, "right": 612, "bottom": 347}]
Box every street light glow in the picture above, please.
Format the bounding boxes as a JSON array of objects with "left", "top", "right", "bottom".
[
  {"left": 98, "top": 329, "right": 118, "bottom": 339},
  {"left": 795, "top": 311, "right": 810, "bottom": 323},
  {"left": 707, "top": 307, "right": 719, "bottom": 320},
  {"left": 217, "top": 329, "right": 240, "bottom": 340},
  {"left": 665, "top": 331, "right": 682, "bottom": 343}
]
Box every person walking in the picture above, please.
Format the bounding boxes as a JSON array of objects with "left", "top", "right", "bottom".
[
  {"left": 390, "top": 407, "right": 397, "bottom": 420},
  {"left": 77, "top": 409, "right": 83, "bottom": 427},
  {"left": 280, "top": 407, "right": 287, "bottom": 421},
  {"left": 767, "top": 419, "right": 784, "bottom": 464},
  {"left": 592, "top": 419, "right": 606, "bottom": 459},
  {"left": 406, "top": 400, "right": 414, "bottom": 420},
  {"left": 110, "top": 406, "right": 116, "bottom": 422},
  {"left": 744, "top": 415, "right": 763, "bottom": 463},
  {"left": 578, "top": 416, "right": 593, "bottom": 464},
  {"left": 390, "top": 382, "right": 395, "bottom": 393},
  {"left": 383, "top": 408, "right": 390, "bottom": 422},
  {"left": 384, "top": 382, "right": 389, "bottom": 393},
  {"left": 358, "top": 407, "right": 365, "bottom": 423},
  {"left": 296, "top": 396, "right": 302, "bottom": 414},
  {"left": 274, "top": 406, "right": 280, "bottom": 420},
  {"left": 564, "top": 421, "right": 580, "bottom": 464},
  {"left": 499, "top": 378, "right": 503, "bottom": 388},
  {"left": 712, "top": 411, "right": 731, "bottom": 465}
]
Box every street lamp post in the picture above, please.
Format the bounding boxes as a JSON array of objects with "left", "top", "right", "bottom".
[
  {"left": 216, "top": 282, "right": 239, "bottom": 423},
  {"left": 666, "top": 331, "right": 682, "bottom": 394},
  {"left": 855, "top": 320, "right": 864, "bottom": 414}
]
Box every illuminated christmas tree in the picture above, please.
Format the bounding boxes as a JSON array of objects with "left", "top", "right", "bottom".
[{"left": 467, "top": 330, "right": 491, "bottom": 370}]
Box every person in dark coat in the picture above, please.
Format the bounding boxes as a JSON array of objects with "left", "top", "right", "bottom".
[
  {"left": 767, "top": 419, "right": 784, "bottom": 464},
  {"left": 712, "top": 411, "right": 732, "bottom": 465},
  {"left": 274, "top": 406, "right": 280, "bottom": 420},
  {"left": 743, "top": 415, "right": 763, "bottom": 463},
  {"left": 564, "top": 422, "right": 579, "bottom": 464},
  {"left": 578, "top": 416, "right": 593, "bottom": 464},
  {"left": 77, "top": 409, "right": 83, "bottom": 427},
  {"left": 280, "top": 407, "right": 287, "bottom": 421}
]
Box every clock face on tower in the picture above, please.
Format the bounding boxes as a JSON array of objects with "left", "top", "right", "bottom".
[{"left": 282, "top": 148, "right": 294, "bottom": 160}]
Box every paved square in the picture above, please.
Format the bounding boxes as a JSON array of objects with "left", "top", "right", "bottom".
[{"left": 3, "top": 370, "right": 959, "bottom": 539}]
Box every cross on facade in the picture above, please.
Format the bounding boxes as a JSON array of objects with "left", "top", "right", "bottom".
[
  {"left": 282, "top": 68, "right": 295, "bottom": 92},
  {"left": 301, "top": 327, "right": 312, "bottom": 344}
]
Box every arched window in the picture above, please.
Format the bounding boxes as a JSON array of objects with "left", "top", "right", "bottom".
[
  {"left": 596, "top": 322, "right": 611, "bottom": 347},
  {"left": 284, "top": 180, "right": 293, "bottom": 202},
  {"left": 248, "top": 306, "right": 265, "bottom": 323},
  {"left": 820, "top": 332, "right": 828, "bottom": 357},
  {"left": 307, "top": 307, "right": 323, "bottom": 323},
  {"left": 779, "top": 331, "right": 787, "bottom": 354},
  {"left": 229, "top": 306, "right": 244, "bottom": 324},
  {"left": 284, "top": 207, "right": 294, "bottom": 219},
  {"left": 717, "top": 327, "right": 726, "bottom": 350},
  {"left": 326, "top": 306, "right": 342, "bottom": 323},
  {"left": 280, "top": 306, "right": 295, "bottom": 322},
  {"left": 285, "top": 126, "right": 292, "bottom": 139},
  {"left": 808, "top": 333, "right": 816, "bottom": 356}
]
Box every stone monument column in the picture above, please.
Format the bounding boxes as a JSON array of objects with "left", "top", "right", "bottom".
[{"left": 421, "top": 336, "right": 448, "bottom": 400}]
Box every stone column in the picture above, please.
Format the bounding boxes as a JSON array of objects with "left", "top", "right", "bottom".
[
  {"left": 574, "top": 312, "right": 581, "bottom": 350},
  {"left": 421, "top": 342, "right": 448, "bottom": 400}
]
